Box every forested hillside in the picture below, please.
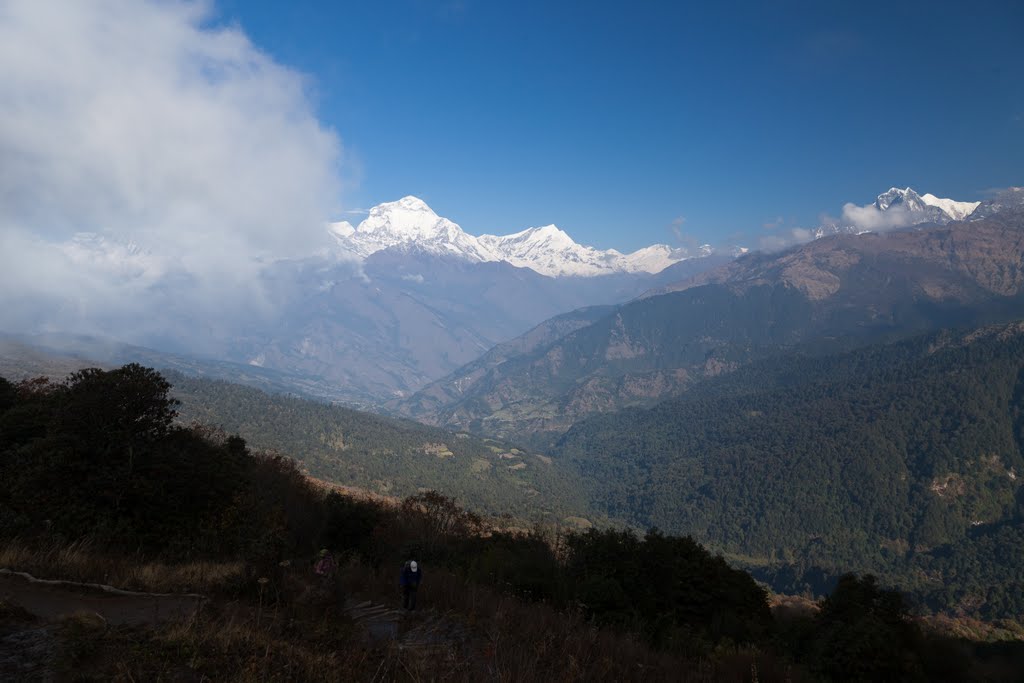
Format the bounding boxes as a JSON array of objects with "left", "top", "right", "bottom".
[
  {"left": 167, "top": 373, "right": 589, "bottom": 523},
  {"left": 557, "top": 322, "right": 1024, "bottom": 619},
  {"left": 0, "top": 342, "right": 592, "bottom": 525}
]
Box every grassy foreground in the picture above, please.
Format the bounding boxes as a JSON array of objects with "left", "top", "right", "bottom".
[{"left": 1, "top": 541, "right": 788, "bottom": 682}]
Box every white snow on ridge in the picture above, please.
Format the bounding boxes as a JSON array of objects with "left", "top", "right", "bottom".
[
  {"left": 620, "top": 244, "right": 696, "bottom": 275},
  {"left": 827, "top": 186, "right": 981, "bottom": 239},
  {"left": 920, "top": 193, "right": 980, "bottom": 221},
  {"left": 872, "top": 187, "right": 978, "bottom": 222},
  {"left": 478, "top": 224, "right": 658, "bottom": 277},
  {"left": 329, "top": 196, "right": 696, "bottom": 277},
  {"left": 328, "top": 196, "right": 497, "bottom": 262},
  {"left": 329, "top": 186, "right": 985, "bottom": 277}
]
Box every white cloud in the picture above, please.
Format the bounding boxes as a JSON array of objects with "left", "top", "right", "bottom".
[
  {"left": 758, "top": 197, "right": 922, "bottom": 252},
  {"left": 758, "top": 233, "right": 797, "bottom": 252},
  {"left": 757, "top": 226, "right": 823, "bottom": 253},
  {"left": 840, "top": 202, "right": 916, "bottom": 232},
  {"left": 669, "top": 215, "right": 687, "bottom": 243},
  {"left": 0, "top": 0, "right": 346, "bottom": 345}
]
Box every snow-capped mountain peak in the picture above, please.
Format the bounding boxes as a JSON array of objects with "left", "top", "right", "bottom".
[
  {"left": 358, "top": 196, "right": 452, "bottom": 239},
  {"left": 479, "top": 225, "right": 620, "bottom": 277},
  {"left": 328, "top": 197, "right": 698, "bottom": 277},
  {"left": 920, "top": 193, "right": 980, "bottom": 221},
  {"left": 614, "top": 242, "right": 714, "bottom": 273},
  {"left": 362, "top": 196, "right": 438, "bottom": 232},
  {"left": 516, "top": 224, "right": 578, "bottom": 248},
  {"left": 806, "top": 186, "right": 982, "bottom": 247},
  {"left": 874, "top": 187, "right": 930, "bottom": 213},
  {"left": 873, "top": 187, "right": 979, "bottom": 222},
  {"left": 328, "top": 196, "right": 497, "bottom": 261},
  {"left": 478, "top": 223, "right": 705, "bottom": 277},
  {"left": 488, "top": 224, "right": 576, "bottom": 249}
]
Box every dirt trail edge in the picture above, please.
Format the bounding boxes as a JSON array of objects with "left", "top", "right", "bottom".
[
  {"left": 0, "top": 569, "right": 204, "bottom": 625},
  {"left": 0, "top": 569, "right": 206, "bottom": 680}
]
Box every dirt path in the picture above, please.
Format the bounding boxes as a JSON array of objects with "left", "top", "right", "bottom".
[
  {"left": 344, "top": 597, "right": 471, "bottom": 660},
  {"left": 0, "top": 572, "right": 203, "bottom": 626},
  {"left": 0, "top": 570, "right": 205, "bottom": 681},
  {"left": 0, "top": 571, "right": 470, "bottom": 680}
]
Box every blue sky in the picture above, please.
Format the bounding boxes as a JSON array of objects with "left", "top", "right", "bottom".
[{"left": 215, "top": 0, "right": 1024, "bottom": 251}]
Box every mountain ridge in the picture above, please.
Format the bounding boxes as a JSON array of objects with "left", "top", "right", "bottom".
[
  {"left": 396, "top": 206, "right": 1024, "bottom": 444},
  {"left": 329, "top": 196, "right": 706, "bottom": 277}
]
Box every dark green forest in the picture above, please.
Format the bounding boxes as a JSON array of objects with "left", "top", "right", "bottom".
[
  {"left": 557, "top": 323, "right": 1024, "bottom": 619},
  {"left": 166, "top": 372, "right": 589, "bottom": 523}
]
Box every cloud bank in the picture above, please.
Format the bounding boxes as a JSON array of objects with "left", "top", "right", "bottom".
[
  {"left": 0, "top": 0, "right": 345, "bottom": 347},
  {"left": 757, "top": 227, "right": 812, "bottom": 252},
  {"left": 839, "top": 202, "right": 917, "bottom": 232},
  {"left": 758, "top": 197, "right": 929, "bottom": 252}
]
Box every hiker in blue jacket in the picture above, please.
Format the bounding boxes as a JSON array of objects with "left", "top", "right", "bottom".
[{"left": 400, "top": 560, "right": 422, "bottom": 610}]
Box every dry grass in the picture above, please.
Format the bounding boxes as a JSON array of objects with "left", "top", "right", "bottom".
[
  {"left": 53, "top": 594, "right": 379, "bottom": 681},
  {"left": 81, "top": 600, "right": 727, "bottom": 682},
  {"left": 152, "top": 611, "right": 365, "bottom": 682},
  {"left": 2, "top": 541, "right": 808, "bottom": 681},
  {"left": 922, "top": 613, "right": 1024, "bottom": 642},
  {"left": 337, "top": 558, "right": 806, "bottom": 682},
  {"left": 0, "top": 539, "right": 243, "bottom": 595},
  {"left": 768, "top": 594, "right": 819, "bottom": 623},
  {"left": 306, "top": 476, "right": 402, "bottom": 508}
]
